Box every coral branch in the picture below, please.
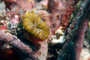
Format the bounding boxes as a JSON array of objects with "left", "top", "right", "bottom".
[
  {"left": 0, "top": 31, "right": 37, "bottom": 60},
  {"left": 3, "top": 0, "right": 34, "bottom": 10},
  {"left": 75, "top": 19, "right": 88, "bottom": 60},
  {"left": 57, "top": 0, "right": 90, "bottom": 60},
  {"left": 67, "top": 0, "right": 90, "bottom": 41},
  {"left": 48, "top": 0, "right": 60, "bottom": 13}
]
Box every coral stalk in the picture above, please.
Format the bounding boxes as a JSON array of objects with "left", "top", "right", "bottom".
[
  {"left": 57, "top": 0, "right": 90, "bottom": 60},
  {"left": 75, "top": 19, "right": 88, "bottom": 60},
  {"left": 48, "top": 0, "right": 60, "bottom": 13},
  {"left": 67, "top": 0, "right": 90, "bottom": 41},
  {"left": 3, "top": 0, "right": 34, "bottom": 10},
  {"left": 0, "top": 31, "right": 37, "bottom": 60}
]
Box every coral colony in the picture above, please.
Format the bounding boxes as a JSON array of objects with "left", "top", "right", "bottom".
[{"left": 0, "top": 0, "right": 90, "bottom": 60}]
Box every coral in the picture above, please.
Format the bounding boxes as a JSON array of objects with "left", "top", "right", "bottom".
[
  {"left": 48, "top": 0, "right": 60, "bottom": 13},
  {"left": 0, "top": 0, "right": 90, "bottom": 60},
  {"left": 75, "top": 20, "right": 88, "bottom": 60},
  {"left": 3, "top": 0, "right": 35, "bottom": 11},
  {"left": 22, "top": 11, "right": 49, "bottom": 40},
  {"left": 0, "top": 11, "right": 20, "bottom": 35},
  {"left": 57, "top": 0, "right": 90, "bottom": 60},
  {"left": 0, "top": 31, "right": 36, "bottom": 60}
]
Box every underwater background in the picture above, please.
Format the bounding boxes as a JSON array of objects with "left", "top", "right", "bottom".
[{"left": 0, "top": 0, "right": 90, "bottom": 60}]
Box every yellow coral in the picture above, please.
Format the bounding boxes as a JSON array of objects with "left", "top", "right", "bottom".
[{"left": 22, "top": 11, "right": 49, "bottom": 40}]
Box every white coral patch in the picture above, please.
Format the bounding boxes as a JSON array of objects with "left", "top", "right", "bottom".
[{"left": 51, "top": 35, "right": 65, "bottom": 44}]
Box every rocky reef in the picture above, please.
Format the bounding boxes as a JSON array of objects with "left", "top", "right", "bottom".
[{"left": 0, "top": 0, "right": 90, "bottom": 60}]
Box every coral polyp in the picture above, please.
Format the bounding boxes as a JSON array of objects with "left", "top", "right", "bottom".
[{"left": 22, "top": 11, "right": 49, "bottom": 40}]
